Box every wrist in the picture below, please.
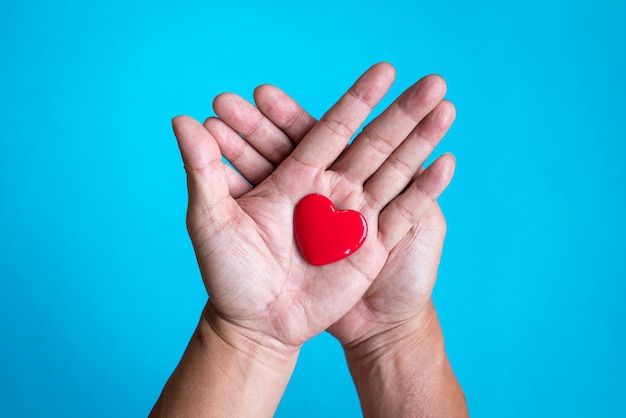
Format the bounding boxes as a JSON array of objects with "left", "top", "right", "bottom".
[
  {"left": 151, "top": 303, "right": 299, "bottom": 417},
  {"left": 202, "top": 300, "right": 301, "bottom": 366},
  {"left": 344, "top": 301, "right": 468, "bottom": 418},
  {"left": 343, "top": 300, "right": 445, "bottom": 368}
]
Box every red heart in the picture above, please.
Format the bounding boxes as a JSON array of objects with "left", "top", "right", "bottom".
[{"left": 293, "top": 194, "right": 368, "bottom": 266}]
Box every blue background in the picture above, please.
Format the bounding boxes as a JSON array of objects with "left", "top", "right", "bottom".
[{"left": 1, "top": 0, "right": 624, "bottom": 416}]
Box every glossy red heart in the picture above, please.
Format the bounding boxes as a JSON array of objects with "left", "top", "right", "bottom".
[{"left": 293, "top": 194, "right": 368, "bottom": 266}]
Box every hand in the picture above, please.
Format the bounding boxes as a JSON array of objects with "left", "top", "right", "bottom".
[
  {"left": 175, "top": 63, "right": 455, "bottom": 353},
  {"left": 207, "top": 65, "right": 456, "bottom": 349}
]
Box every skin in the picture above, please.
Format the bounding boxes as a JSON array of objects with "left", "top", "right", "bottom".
[{"left": 151, "top": 63, "right": 468, "bottom": 417}]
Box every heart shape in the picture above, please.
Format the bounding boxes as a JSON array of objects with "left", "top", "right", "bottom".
[{"left": 293, "top": 194, "right": 368, "bottom": 266}]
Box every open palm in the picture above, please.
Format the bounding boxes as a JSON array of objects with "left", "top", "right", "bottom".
[{"left": 206, "top": 64, "right": 456, "bottom": 348}]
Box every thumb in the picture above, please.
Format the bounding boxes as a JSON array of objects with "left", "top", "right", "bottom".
[{"left": 172, "top": 115, "right": 233, "bottom": 230}]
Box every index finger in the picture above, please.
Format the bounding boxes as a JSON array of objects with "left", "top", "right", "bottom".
[{"left": 287, "top": 63, "right": 396, "bottom": 171}]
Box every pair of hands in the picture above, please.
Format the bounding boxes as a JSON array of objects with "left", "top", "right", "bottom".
[{"left": 173, "top": 62, "right": 456, "bottom": 357}]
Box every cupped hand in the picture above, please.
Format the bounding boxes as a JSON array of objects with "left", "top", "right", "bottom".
[{"left": 207, "top": 64, "right": 456, "bottom": 348}]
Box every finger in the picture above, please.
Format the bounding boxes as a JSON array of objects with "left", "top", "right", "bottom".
[
  {"left": 331, "top": 74, "right": 447, "bottom": 184},
  {"left": 253, "top": 84, "right": 317, "bottom": 143},
  {"left": 203, "top": 117, "right": 274, "bottom": 186},
  {"left": 213, "top": 92, "right": 295, "bottom": 165},
  {"left": 172, "top": 116, "right": 233, "bottom": 215},
  {"left": 286, "top": 62, "right": 396, "bottom": 171},
  {"left": 224, "top": 162, "right": 252, "bottom": 198},
  {"left": 364, "top": 100, "right": 456, "bottom": 210},
  {"left": 378, "top": 153, "right": 456, "bottom": 251}
]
